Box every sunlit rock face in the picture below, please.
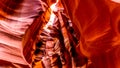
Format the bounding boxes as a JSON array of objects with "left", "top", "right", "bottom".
[
  {"left": 0, "top": 0, "right": 42, "bottom": 67},
  {"left": 112, "top": 0, "right": 120, "bottom": 3},
  {"left": 62, "top": 0, "right": 120, "bottom": 68}
]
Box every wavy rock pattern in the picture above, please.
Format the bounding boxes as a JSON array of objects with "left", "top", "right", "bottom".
[
  {"left": 0, "top": 0, "right": 120, "bottom": 68},
  {"left": 62, "top": 0, "right": 120, "bottom": 68}
]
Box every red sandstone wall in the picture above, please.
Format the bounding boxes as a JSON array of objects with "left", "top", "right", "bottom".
[{"left": 62, "top": 0, "right": 120, "bottom": 68}]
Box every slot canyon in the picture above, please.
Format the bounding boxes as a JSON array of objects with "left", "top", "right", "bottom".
[{"left": 0, "top": 0, "right": 120, "bottom": 68}]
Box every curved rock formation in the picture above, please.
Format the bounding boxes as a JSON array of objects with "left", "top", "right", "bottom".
[
  {"left": 62, "top": 0, "right": 120, "bottom": 68},
  {"left": 0, "top": 0, "right": 120, "bottom": 68}
]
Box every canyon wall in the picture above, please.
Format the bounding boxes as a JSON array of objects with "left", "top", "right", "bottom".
[{"left": 62, "top": 0, "right": 120, "bottom": 68}]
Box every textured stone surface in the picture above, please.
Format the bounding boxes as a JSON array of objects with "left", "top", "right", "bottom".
[
  {"left": 0, "top": 0, "right": 42, "bottom": 67},
  {"left": 62, "top": 0, "right": 120, "bottom": 68},
  {"left": 1, "top": 0, "right": 120, "bottom": 68}
]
